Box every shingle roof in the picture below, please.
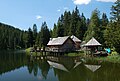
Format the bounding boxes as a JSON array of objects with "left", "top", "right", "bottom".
[
  {"left": 85, "top": 37, "right": 101, "bottom": 46},
  {"left": 47, "top": 36, "right": 70, "bottom": 46},
  {"left": 71, "top": 35, "right": 81, "bottom": 42}
]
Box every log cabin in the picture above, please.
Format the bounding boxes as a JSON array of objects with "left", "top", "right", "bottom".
[{"left": 47, "top": 36, "right": 75, "bottom": 52}]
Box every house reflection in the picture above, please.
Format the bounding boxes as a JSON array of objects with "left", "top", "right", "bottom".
[
  {"left": 47, "top": 56, "right": 82, "bottom": 71},
  {"left": 47, "top": 56, "right": 87, "bottom": 81},
  {"left": 84, "top": 64, "right": 101, "bottom": 72}
]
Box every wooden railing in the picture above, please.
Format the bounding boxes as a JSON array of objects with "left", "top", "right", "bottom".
[{"left": 46, "top": 47, "right": 73, "bottom": 52}]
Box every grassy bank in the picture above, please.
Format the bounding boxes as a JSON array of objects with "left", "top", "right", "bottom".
[
  {"left": 65, "top": 51, "right": 120, "bottom": 63},
  {"left": 25, "top": 47, "right": 38, "bottom": 56},
  {"left": 25, "top": 47, "right": 31, "bottom": 53},
  {"left": 94, "top": 51, "right": 120, "bottom": 63},
  {"left": 65, "top": 51, "right": 85, "bottom": 57},
  {"left": 25, "top": 47, "right": 48, "bottom": 56},
  {"left": 95, "top": 55, "right": 120, "bottom": 63}
]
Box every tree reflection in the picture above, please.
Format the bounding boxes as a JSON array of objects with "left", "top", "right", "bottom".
[
  {"left": 0, "top": 51, "right": 50, "bottom": 80},
  {"left": 0, "top": 50, "right": 27, "bottom": 75},
  {"left": 27, "top": 56, "right": 50, "bottom": 79}
]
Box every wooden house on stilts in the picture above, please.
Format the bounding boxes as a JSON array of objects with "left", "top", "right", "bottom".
[
  {"left": 84, "top": 37, "right": 102, "bottom": 56},
  {"left": 47, "top": 36, "right": 75, "bottom": 53}
]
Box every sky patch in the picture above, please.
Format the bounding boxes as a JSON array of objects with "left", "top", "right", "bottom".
[
  {"left": 64, "top": 7, "right": 69, "bottom": 10},
  {"left": 0, "top": 0, "right": 115, "bottom": 30}
]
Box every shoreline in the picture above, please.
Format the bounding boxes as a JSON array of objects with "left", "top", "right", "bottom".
[{"left": 25, "top": 48, "right": 120, "bottom": 64}]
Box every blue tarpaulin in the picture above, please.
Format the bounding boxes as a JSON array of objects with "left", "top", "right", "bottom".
[{"left": 105, "top": 48, "right": 111, "bottom": 53}]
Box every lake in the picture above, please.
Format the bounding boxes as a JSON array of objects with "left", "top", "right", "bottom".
[{"left": 0, "top": 50, "right": 120, "bottom": 81}]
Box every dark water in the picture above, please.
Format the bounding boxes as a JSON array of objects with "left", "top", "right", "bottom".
[{"left": 0, "top": 50, "right": 120, "bottom": 81}]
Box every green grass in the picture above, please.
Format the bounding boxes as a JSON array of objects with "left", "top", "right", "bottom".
[
  {"left": 65, "top": 51, "right": 85, "bottom": 57},
  {"left": 25, "top": 47, "right": 38, "bottom": 56},
  {"left": 66, "top": 51, "right": 120, "bottom": 63},
  {"left": 25, "top": 47, "right": 48, "bottom": 56},
  {"left": 25, "top": 47, "right": 32, "bottom": 53},
  {"left": 95, "top": 54, "right": 120, "bottom": 63}
]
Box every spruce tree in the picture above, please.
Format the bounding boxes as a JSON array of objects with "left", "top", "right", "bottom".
[
  {"left": 100, "top": 13, "right": 109, "bottom": 45},
  {"left": 33, "top": 24, "right": 37, "bottom": 45},
  {"left": 56, "top": 15, "right": 64, "bottom": 37},
  {"left": 104, "top": 21, "right": 115, "bottom": 47},
  {"left": 85, "top": 9, "right": 101, "bottom": 42},
  {"left": 110, "top": 0, "right": 120, "bottom": 22},
  {"left": 63, "top": 11, "right": 71, "bottom": 36},
  {"left": 80, "top": 13, "right": 87, "bottom": 40},
  {"left": 27, "top": 28, "right": 34, "bottom": 47},
  {"left": 101, "top": 13, "right": 109, "bottom": 28},
  {"left": 40, "top": 22, "right": 50, "bottom": 47},
  {"left": 110, "top": 0, "right": 120, "bottom": 53},
  {"left": 52, "top": 24, "right": 58, "bottom": 37},
  {"left": 69, "top": 6, "right": 80, "bottom": 36}
]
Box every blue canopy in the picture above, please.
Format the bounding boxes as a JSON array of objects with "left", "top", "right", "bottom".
[{"left": 105, "top": 48, "right": 111, "bottom": 53}]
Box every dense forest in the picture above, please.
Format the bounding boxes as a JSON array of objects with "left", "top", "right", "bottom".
[
  {"left": 0, "top": 0, "right": 119, "bottom": 53},
  {"left": 0, "top": 22, "right": 50, "bottom": 49}
]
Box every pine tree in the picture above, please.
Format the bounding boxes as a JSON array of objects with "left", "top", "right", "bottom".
[
  {"left": 63, "top": 11, "right": 71, "bottom": 36},
  {"left": 33, "top": 24, "right": 37, "bottom": 45},
  {"left": 103, "top": 0, "right": 120, "bottom": 53},
  {"left": 110, "top": 0, "right": 120, "bottom": 53},
  {"left": 69, "top": 6, "right": 80, "bottom": 36},
  {"left": 40, "top": 22, "right": 50, "bottom": 47},
  {"left": 110, "top": 0, "right": 120, "bottom": 22},
  {"left": 27, "top": 28, "right": 34, "bottom": 47},
  {"left": 100, "top": 13, "right": 109, "bottom": 45},
  {"left": 101, "top": 13, "right": 109, "bottom": 28},
  {"left": 104, "top": 21, "right": 115, "bottom": 47},
  {"left": 80, "top": 13, "right": 87, "bottom": 40},
  {"left": 56, "top": 15, "right": 64, "bottom": 37},
  {"left": 85, "top": 9, "right": 101, "bottom": 42},
  {"left": 52, "top": 23, "right": 58, "bottom": 37}
]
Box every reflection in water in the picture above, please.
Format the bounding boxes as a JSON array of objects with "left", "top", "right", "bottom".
[
  {"left": 0, "top": 50, "right": 27, "bottom": 75},
  {"left": 47, "top": 56, "right": 82, "bottom": 71},
  {"left": 51, "top": 57, "right": 120, "bottom": 81},
  {"left": 27, "top": 56, "right": 50, "bottom": 79},
  {"left": 84, "top": 64, "right": 101, "bottom": 72},
  {"left": 0, "top": 51, "right": 120, "bottom": 81},
  {"left": 48, "top": 60, "right": 69, "bottom": 72}
]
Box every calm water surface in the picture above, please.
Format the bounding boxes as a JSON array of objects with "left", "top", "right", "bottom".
[{"left": 0, "top": 50, "right": 120, "bottom": 81}]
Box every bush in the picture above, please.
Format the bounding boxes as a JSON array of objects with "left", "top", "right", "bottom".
[{"left": 111, "top": 51, "right": 118, "bottom": 56}]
